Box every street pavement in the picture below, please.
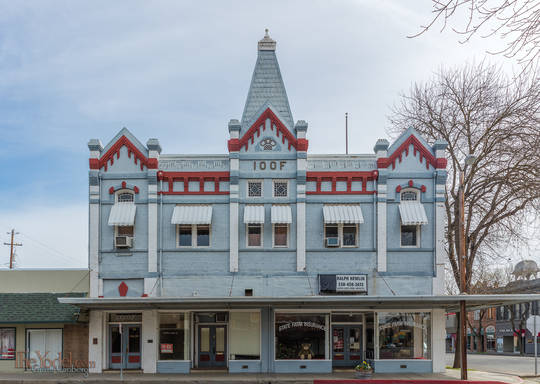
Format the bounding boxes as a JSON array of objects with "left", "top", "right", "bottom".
[{"left": 446, "top": 352, "right": 540, "bottom": 377}]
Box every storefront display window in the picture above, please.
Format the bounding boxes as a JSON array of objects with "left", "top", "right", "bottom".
[
  {"left": 230, "top": 312, "right": 261, "bottom": 360},
  {"left": 275, "top": 313, "right": 327, "bottom": 360},
  {"left": 159, "top": 313, "right": 189, "bottom": 360},
  {"left": 0, "top": 328, "right": 15, "bottom": 360},
  {"left": 378, "top": 312, "right": 431, "bottom": 360}
]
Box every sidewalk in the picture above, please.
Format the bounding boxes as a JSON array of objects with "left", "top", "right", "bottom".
[{"left": 0, "top": 369, "right": 527, "bottom": 384}]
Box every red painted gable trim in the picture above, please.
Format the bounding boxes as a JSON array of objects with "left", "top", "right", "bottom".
[
  {"left": 89, "top": 135, "right": 157, "bottom": 171},
  {"left": 234, "top": 108, "right": 308, "bottom": 152},
  {"left": 377, "top": 135, "right": 445, "bottom": 170}
]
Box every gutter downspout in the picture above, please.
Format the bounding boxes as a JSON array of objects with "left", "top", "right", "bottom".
[{"left": 159, "top": 179, "right": 163, "bottom": 296}]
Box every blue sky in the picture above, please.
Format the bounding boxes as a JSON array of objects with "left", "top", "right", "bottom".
[{"left": 0, "top": 1, "right": 518, "bottom": 268}]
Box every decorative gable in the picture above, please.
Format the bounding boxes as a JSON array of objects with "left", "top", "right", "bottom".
[
  {"left": 229, "top": 108, "right": 308, "bottom": 152},
  {"left": 377, "top": 134, "right": 446, "bottom": 170},
  {"left": 89, "top": 135, "right": 158, "bottom": 172}
]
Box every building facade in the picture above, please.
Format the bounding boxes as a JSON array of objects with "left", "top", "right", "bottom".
[
  {"left": 79, "top": 32, "right": 450, "bottom": 374},
  {"left": 0, "top": 269, "right": 89, "bottom": 373}
]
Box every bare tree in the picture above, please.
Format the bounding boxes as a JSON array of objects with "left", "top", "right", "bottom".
[
  {"left": 410, "top": 0, "right": 540, "bottom": 71},
  {"left": 389, "top": 62, "right": 540, "bottom": 366}
]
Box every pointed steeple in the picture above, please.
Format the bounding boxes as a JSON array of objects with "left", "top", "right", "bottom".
[{"left": 240, "top": 30, "right": 294, "bottom": 134}]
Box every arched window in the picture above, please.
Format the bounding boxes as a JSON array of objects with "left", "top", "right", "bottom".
[
  {"left": 116, "top": 190, "right": 134, "bottom": 203},
  {"left": 401, "top": 189, "right": 418, "bottom": 201}
]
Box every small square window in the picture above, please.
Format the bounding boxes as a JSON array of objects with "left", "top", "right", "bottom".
[
  {"left": 179, "top": 225, "right": 192, "bottom": 247},
  {"left": 196, "top": 225, "right": 210, "bottom": 247},
  {"left": 273, "top": 224, "right": 288, "bottom": 247},
  {"left": 401, "top": 225, "right": 418, "bottom": 247},
  {"left": 273, "top": 181, "right": 288, "bottom": 197},
  {"left": 248, "top": 181, "right": 262, "bottom": 197},
  {"left": 342, "top": 225, "right": 357, "bottom": 247},
  {"left": 247, "top": 224, "right": 262, "bottom": 247}
]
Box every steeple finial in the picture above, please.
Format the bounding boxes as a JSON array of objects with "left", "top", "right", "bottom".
[{"left": 258, "top": 28, "right": 276, "bottom": 51}]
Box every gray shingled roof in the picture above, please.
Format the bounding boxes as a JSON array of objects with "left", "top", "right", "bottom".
[
  {"left": 0, "top": 292, "right": 86, "bottom": 324},
  {"left": 241, "top": 49, "right": 294, "bottom": 134}
]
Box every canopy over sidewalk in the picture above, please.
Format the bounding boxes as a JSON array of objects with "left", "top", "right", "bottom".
[{"left": 59, "top": 294, "right": 540, "bottom": 312}]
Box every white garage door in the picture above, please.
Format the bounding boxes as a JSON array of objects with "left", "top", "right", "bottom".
[{"left": 27, "top": 329, "right": 62, "bottom": 370}]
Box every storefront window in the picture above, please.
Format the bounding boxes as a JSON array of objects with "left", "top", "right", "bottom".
[
  {"left": 159, "top": 313, "right": 189, "bottom": 360},
  {"left": 378, "top": 312, "right": 431, "bottom": 360},
  {"left": 0, "top": 328, "right": 15, "bottom": 360},
  {"left": 275, "top": 313, "right": 328, "bottom": 360},
  {"left": 230, "top": 312, "right": 260, "bottom": 360}
]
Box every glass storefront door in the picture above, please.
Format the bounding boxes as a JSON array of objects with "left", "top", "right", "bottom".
[
  {"left": 109, "top": 324, "right": 141, "bottom": 370},
  {"left": 198, "top": 325, "right": 226, "bottom": 368},
  {"left": 332, "top": 325, "right": 362, "bottom": 367}
]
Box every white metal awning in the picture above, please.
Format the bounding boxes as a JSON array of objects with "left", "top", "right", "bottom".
[
  {"left": 108, "top": 203, "right": 136, "bottom": 226},
  {"left": 59, "top": 294, "right": 540, "bottom": 312},
  {"left": 171, "top": 205, "right": 213, "bottom": 224},
  {"left": 244, "top": 205, "right": 265, "bottom": 224},
  {"left": 323, "top": 205, "right": 364, "bottom": 224},
  {"left": 271, "top": 205, "right": 292, "bottom": 224},
  {"left": 399, "top": 201, "right": 428, "bottom": 225}
]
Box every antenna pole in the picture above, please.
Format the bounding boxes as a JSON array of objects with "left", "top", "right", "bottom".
[{"left": 345, "top": 112, "right": 349, "bottom": 154}]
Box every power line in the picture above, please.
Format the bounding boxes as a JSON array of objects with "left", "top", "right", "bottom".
[{"left": 17, "top": 231, "right": 81, "bottom": 266}]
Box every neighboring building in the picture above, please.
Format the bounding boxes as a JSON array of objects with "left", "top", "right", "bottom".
[
  {"left": 467, "top": 308, "right": 497, "bottom": 353},
  {"left": 0, "top": 269, "right": 89, "bottom": 373},
  {"left": 64, "top": 32, "right": 452, "bottom": 374},
  {"left": 445, "top": 265, "right": 540, "bottom": 356}
]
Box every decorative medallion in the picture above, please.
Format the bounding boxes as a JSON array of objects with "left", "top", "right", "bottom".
[{"left": 256, "top": 137, "right": 280, "bottom": 152}]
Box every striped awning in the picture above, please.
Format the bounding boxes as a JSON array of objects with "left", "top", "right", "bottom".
[
  {"left": 171, "top": 205, "right": 213, "bottom": 224},
  {"left": 399, "top": 201, "right": 428, "bottom": 225},
  {"left": 271, "top": 205, "right": 292, "bottom": 224},
  {"left": 323, "top": 205, "right": 364, "bottom": 224},
  {"left": 108, "top": 203, "right": 136, "bottom": 226},
  {"left": 244, "top": 205, "right": 265, "bottom": 224}
]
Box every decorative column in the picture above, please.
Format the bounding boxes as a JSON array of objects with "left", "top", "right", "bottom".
[
  {"left": 228, "top": 120, "right": 241, "bottom": 272},
  {"left": 374, "top": 139, "right": 389, "bottom": 272},
  {"left": 432, "top": 140, "right": 448, "bottom": 295},
  {"left": 295, "top": 120, "right": 308, "bottom": 272},
  {"left": 145, "top": 139, "right": 161, "bottom": 296},
  {"left": 88, "top": 139, "right": 103, "bottom": 298}
]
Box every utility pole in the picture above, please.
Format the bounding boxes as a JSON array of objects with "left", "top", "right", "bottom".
[
  {"left": 345, "top": 112, "right": 349, "bottom": 154},
  {"left": 4, "top": 229, "right": 22, "bottom": 269}
]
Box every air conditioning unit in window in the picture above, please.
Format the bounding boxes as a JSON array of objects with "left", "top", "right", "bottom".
[
  {"left": 325, "top": 237, "right": 340, "bottom": 247},
  {"left": 115, "top": 236, "right": 133, "bottom": 248}
]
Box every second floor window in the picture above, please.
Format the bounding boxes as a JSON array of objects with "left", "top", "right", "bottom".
[
  {"left": 247, "top": 224, "right": 262, "bottom": 247},
  {"left": 273, "top": 224, "right": 288, "bottom": 247},
  {"left": 324, "top": 224, "right": 358, "bottom": 248},
  {"left": 178, "top": 225, "right": 210, "bottom": 247},
  {"left": 401, "top": 225, "right": 419, "bottom": 247},
  {"left": 115, "top": 225, "right": 134, "bottom": 248},
  {"left": 401, "top": 189, "right": 418, "bottom": 201},
  {"left": 117, "top": 191, "right": 134, "bottom": 203}
]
